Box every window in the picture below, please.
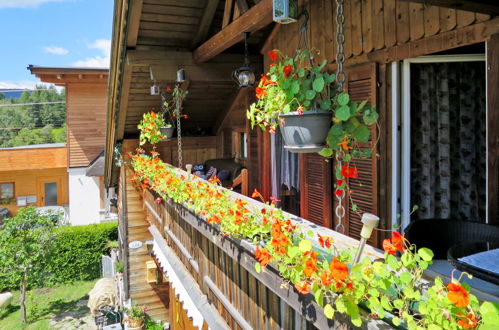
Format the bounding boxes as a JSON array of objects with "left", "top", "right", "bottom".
[
  {"left": 239, "top": 132, "right": 248, "bottom": 159},
  {"left": 0, "top": 183, "right": 14, "bottom": 199}
]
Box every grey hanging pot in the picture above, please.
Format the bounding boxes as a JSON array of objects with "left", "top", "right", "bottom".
[
  {"left": 278, "top": 109, "right": 332, "bottom": 153},
  {"left": 160, "top": 126, "right": 175, "bottom": 139}
]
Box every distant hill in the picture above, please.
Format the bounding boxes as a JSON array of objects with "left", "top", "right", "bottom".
[{"left": 0, "top": 89, "right": 31, "bottom": 99}]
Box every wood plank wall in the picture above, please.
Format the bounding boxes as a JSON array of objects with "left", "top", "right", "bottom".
[
  {"left": 66, "top": 82, "right": 108, "bottom": 168},
  {"left": 268, "top": 0, "right": 490, "bottom": 66},
  {"left": 0, "top": 168, "right": 68, "bottom": 215}
]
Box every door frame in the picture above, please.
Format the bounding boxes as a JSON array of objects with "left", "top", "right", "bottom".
[
  {"left": 395, "top": 54, "right": 487, "bottom": 230},
  {"left": 37, "top": 176, "right": 64, "bottom": 207}
]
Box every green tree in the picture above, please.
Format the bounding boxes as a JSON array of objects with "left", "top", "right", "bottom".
[
  {"left": 0, "top": 207, "right": 56, "bottom": 323},
  {"left": 0, "top": 92, "right": 5, "bottom": 100}
]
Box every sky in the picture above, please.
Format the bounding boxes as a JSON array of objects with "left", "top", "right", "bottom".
[{"left": 0, "top": 0, "right": 114, "bottom": 90}]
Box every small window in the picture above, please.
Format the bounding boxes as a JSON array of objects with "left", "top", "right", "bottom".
[{"left": 0, "top": 183, "right": 14, "bottom": 199}]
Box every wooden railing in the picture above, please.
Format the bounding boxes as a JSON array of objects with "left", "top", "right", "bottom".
[{"left": 127, "top": 166, "right": 388, "bottom": 329}]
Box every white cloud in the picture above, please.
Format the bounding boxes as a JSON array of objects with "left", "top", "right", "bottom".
[
  {"left": 72, "top": 39, "right": 111, "bottom": 68},
  {"left": 0, "top": 0, "right": 67, "bottom": 9},
  {"left": 43, "top": 46, "right": 69, "bottom": 55}
]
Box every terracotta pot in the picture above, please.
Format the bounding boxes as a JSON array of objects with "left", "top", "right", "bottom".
[{"left": 278, "top": 109, "right": 332, "bottom": 153}]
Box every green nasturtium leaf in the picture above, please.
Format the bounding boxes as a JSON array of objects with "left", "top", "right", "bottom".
[
  {"left": 291, "top": 80, "right": 300, "bottom": 94},
  {"left": 305, "top": 89, "right": 316, "bottom": 100},
  {"left": 353, "top": 125, "right": 370, "bottom": 142},
  {"left": 480, "top": 302, "right": 499, "bottom": 326},
  {"left": 299, "top": 239, "right": 312, "bottom": 252},
  {"left": 319, "top": 148, "right": 333, "bottom": 157},
  {"left": 255, "top": 262, "right": 261, "bottom": 273},
  {"left": 315, "top": 289, "right": 324, "bottom": 307},
  {"left": 320, "top": 99, "right": 331, "bottom": 110},
  {"left": 363, "top": 109, "right": 379, "bottom": 126},
  {"left": 418, "top": 248, "right": 434, "bottom": 262},
  {"left": 392, "top": 316, "right": 401, "bottom": 326},
  {"left": 337, "top": 93, "right": 350, "bottom": 106},
  {"left": 386, "top": 254, "right": 400, "bottom": 270},
  {"left": 400, "top": 271, "right": 412, "bottom": 284},
  {"left": 324, "top": 304, "right": 335, "bottom": 319},
  {"left": 313, "top": 76, "right": 325, "bottom": 92},
  {"left": 336, "top": 105, "right": 351, "bottom": 121}
]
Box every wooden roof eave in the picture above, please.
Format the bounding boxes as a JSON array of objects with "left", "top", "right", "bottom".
[{"left": 105, "top": 0, "right": 130, "bottom": 188}]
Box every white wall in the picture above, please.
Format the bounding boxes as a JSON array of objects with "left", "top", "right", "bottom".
[{"left": 68, "top": 167, "right": 100, "bottom": 226}]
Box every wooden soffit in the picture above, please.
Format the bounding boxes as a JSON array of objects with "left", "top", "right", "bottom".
[{"left": 399, "top": 0, "right": 499, "bottom": 16}]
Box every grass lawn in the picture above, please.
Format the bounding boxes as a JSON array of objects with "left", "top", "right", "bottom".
[{"left": 0, "top": 279, "right": 98, "bottom": 330}]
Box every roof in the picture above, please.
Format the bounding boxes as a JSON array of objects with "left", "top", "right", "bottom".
[
  {"left": 28, "top": 65, "right": 109, "bottom": 75},
  {"left": 28, "top": 65, "right": 109, "bottom": 86},
  {"left": 0, "top": 143, "right": 66, "bottom": 150},
  {"left": 86, "top": 151, "right": 105, "bottom": 177}
]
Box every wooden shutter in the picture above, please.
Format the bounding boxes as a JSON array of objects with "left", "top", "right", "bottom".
[
  {"left": 300, "top": 153, "right": 332, "bottom": 228},
  {"left": 342, "top": 63, "right": 379, "bottom": 246}
]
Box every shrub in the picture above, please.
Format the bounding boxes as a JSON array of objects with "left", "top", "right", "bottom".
[{"left": 0, "top": 222, "right": 117, "bottom": 291}]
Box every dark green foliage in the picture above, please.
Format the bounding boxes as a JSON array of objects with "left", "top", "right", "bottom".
[
  {"left": 0, "top": 222, "right": 117, "bottom": 291},
  {"left": 0, "top": 85, "right": 66, "bottom": 147}
]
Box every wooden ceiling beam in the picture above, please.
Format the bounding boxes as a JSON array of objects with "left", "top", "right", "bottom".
[
  {"left": 191, "top": 0, "right": 220, "bottom": 48},
  {"left": 222, "top": 0, "right": 235, "bottom": 28},
  {"left": 192, "top": 0, "right": 273, "bottom": 64},
  {"left": 399, "top": 0, "right": 499, "bottom": 16},
  {"left": 127, "top": 0, "right": 143, "bottom": 47}
]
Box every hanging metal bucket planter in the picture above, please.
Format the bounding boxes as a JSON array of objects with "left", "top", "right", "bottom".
[
  {"left": 160, "top": 126, "right": 174, "bottom": 139},
  {"left": 278, "top": 109, "right": 332, "bottom": 153}
]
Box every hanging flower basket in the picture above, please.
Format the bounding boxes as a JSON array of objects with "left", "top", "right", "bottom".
[
  {"left": 159, "top": 125, "right": 174, "bottom": 139},
  {"left": 278, "top": 109, "right": 332, "bottom": 153}
]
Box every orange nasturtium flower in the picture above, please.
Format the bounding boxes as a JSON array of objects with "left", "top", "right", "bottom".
[
  {"left": 251, "top": 188, "right": 263, "bottom": 200},
  {"left": 254, "top": 246, "right": 272, "bottom": 266},
  {"left": 256, "top": 86, "right": 266, "bottom": 100},
  {"left": 447, "top": 282, "right": 470, "bottom": 308},
  {"left": 330, "top": 257, "right": 349, "bottom": 282},
  {"left": 382, "top": 231, "right": 407, "bottom": 255},
  {"left": 294, "top": 280, "right": 310, "bottom": 294},
  {"left": 340, "top": 165, "right": 358, "bottom": 179},
  {"left": 268, "top": 50, "right": 278, "bottom": 62},
  {"left": 338, "top": 138, "right": 352, "bottom": 151},
  {"left": 304, "top": 259, "right": 318, "bottom": 278},
  {"left": 321, "top": 270, "right": 333, "bottom": 286},
  {"left": 318, "top": 233, "right": 333, "bottom": 249},
  {"left": 457, "top": 313, "right": 478, "bottom": 329},
  {"left": 283, "top": 64, "right": 293, "bottom": 78}
]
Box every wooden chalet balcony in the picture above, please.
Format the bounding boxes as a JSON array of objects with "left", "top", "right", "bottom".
[{"left": 122, "top": 165, "right": 391, "bottom": 329}]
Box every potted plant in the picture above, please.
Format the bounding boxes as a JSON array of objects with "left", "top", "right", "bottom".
[
  {"left": 138, "top": 111, "right": 168, "bottom": 145},
  {"left": 124, "top": 304, "right": 147, "bottom": 330},
  {"left": 247, "top": 48, "right": 337, "bottom": 152},
  {"left": 160, "top": 85, "right": 189, "bottom": 139}
]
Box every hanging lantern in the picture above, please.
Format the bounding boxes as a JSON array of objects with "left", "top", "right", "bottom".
[
  {"left": 232, "top": 32, "right": 256, "bottom": 88},
  {"left": 273, "top": 0, "right": 298, "bottom": 24}
]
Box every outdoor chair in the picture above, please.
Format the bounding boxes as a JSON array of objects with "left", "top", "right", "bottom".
[{"left": 404, "top": 219, "right": 499, "bottom": 259}]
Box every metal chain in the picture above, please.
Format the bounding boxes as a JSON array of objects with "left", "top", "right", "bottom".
[
  {"left": 335, "top": 0, "right": 346, "bottom": 233},
  {"left": 335, "top": 0, "right": 346, "bottom": 92},
  {"left": 175, "top": 86, "right": 183, "bottom": 169}
]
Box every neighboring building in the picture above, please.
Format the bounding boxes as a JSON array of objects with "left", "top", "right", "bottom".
[
  {"left": 0, "top": 143, "right": 68, "bottom": 217},
  {"left": 29, "top": 66, "right": 115, "bottom": 225}
]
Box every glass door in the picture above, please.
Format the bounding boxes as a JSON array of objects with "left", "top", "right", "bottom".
[{"left": 37, "top": 177, "right": 62, "bottom": 206}]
